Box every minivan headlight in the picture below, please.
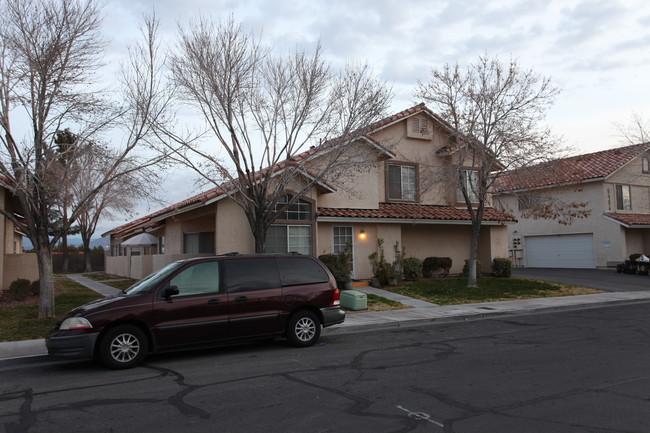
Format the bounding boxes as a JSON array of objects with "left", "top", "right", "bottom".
[{"left": 59, "top": 317, "right": 93, "bottom": 330}]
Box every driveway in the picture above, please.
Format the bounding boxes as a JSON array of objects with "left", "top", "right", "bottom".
[{"left": 513, "top": 268, "right": 650, "bottom": 292}]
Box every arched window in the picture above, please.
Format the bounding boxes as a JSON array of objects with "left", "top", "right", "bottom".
[
  {"left": 642, "top": 155, "right": 650, "bottom": 174},
  {"left": 274, "top": 194, "right": 312, "bottom": 220}
]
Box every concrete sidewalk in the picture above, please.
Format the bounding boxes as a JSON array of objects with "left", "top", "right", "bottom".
[{"left": 3, "top": 278, "right": 650, "bottom": 362}]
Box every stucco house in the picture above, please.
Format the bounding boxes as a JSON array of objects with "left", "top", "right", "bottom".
[
  {"left": 0, "top": 181, "right": 39, "bottom": 292},
  {"left": 493, "top": 142, "right": 650, "bottom": 269},
  {"left": 104, "top": 104, "right": 515, "bottom": 280}
]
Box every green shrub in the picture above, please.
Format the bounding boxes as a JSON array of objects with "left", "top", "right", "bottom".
[
  {"left": 318, "top": 250, "right": 351, "bottom": 290},
  {"left": 423, "top": 257, "right": 452, "bottom": 277},
  {"left": 402, "top": 257, "right": 423, "bottom": 281},
  {"left": 368, "top": 238, "right": 395, "bottom": 286},
  {"left": 492, "top": 258, "right": 513, "bottom": 278},
  {"left": 462, "top": 259, "right": 482, "bottom": 278},
  {"left": 30, "top": 280, "right": 40, "bottom": 296},
  {"left": 9, "top": 278, "right": 31, "bottom": 302}
]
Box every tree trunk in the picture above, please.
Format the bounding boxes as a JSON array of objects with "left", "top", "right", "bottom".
[
  {"left": 36, "top": 241, "right": 55, "bottom": 319},
  {"left": 466, "top": 219, "right": 482, "bottom": 288},
  {"left": 83, "top": 238, "right": 93, "bottom": 273},
  {"left": 62, "top": 234, "right": 69, "bottom": 273},
  {"left": 62, "top": 206, "right": 69, "bottom": 273},
  {"left": 253, "top": 223, "right": 267, "bottom": 253}
]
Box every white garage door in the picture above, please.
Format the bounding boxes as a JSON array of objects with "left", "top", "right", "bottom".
[{"left": 525, "top": 234, "right": 595, "bottom": 268}]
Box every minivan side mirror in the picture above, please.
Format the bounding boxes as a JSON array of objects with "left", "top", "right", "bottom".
[{"left": 164, "top": 286, "right": 180, "bottom": 301}]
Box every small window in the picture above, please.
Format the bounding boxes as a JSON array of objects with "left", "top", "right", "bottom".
[
  {"left": 277, "top": 257, "right": 328, "bottom": 286},
  {"left": 387, "top": 164, "right": 417, "bottom": 201},
  {"left": 224, "top": 258, "right": 281, "bottom": 292},
  {"left": 168, "top": 261, "right": 220, "bottom": 297},
  {"left": 616, "top": 185, "right": 632, "bottom": 210},
  {"left": 407, "top": 116, "right": 432, "bottom": 139},
  {"left": 184, "top": 232, "right": 215, "bottom": 254},
  {"left": 643, "top": 156, "right": 650, "bottom": 174}
]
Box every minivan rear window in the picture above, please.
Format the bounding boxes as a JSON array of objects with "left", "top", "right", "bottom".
[
  {"left": 224, "top": 258, "right": 281, "bottom": 292},
  {"left": 277, "top": 257, "right": 329, "bottom": 286}
]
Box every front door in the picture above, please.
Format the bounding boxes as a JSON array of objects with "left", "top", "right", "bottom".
[{"left": 152, "top": 260, "right": 228, "bottom": 349}]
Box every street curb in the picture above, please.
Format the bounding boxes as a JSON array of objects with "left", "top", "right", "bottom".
[
  {"left": 3, "top": 292, "right": 650, "bottom": 363},
  {"left": 324, "top": 293, "right": 650, "bottom": 335}
]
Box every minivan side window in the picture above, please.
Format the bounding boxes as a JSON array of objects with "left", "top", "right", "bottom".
[
  {"left": 277, "top": 257, "right": 328, "bottom": 286},
  {"left": 168, "top": 261, "right": 220, "bottom": 297},
  {"left": 224, "top": 258, "right": 281, "bottom": 292}
]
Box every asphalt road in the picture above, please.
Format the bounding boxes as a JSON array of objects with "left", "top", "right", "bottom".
[
  {"left": 514, "top": 267, "right": 650, "bottom": 292},
  {"left": 2, "top": 302, "right": 650, "bottom": 433}
]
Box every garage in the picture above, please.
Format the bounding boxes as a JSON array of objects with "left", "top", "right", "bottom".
[{"left": 525, "top": 233, "right": 596, "bottom": 268}]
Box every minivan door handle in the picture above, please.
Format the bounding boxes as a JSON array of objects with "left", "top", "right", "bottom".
[
  {"left": 235, "top": 296, "right": 248, "bottom": 303},
  {"left": 207, "top": 299, "right": 221, "bottom": 305}
]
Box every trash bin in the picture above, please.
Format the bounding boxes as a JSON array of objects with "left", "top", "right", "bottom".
[{"left": 340, "top": 290, "right": 367, "bottom": 311}]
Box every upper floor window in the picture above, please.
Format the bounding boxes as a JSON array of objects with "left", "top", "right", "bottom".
[
  {"left": 457, "top": 169, "right": 479, "bottom": 203},
  {"left": 387, "top": 164, "right": 417, "bottom": 201},
  {"left": 274, "top": 194, "right": 312, "bottom": 220},
  {"left": 616, "top": 184, "right": 632, "bottom": 210},
  {"left": 643, "top": 155, "right": 650, "bottom": 174}
]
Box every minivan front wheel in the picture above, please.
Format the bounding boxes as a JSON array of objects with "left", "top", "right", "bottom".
[
  {"left": 99, "top": 325, "right": 148, "bottom": 369},
  {"left": 287, "top": 310, "right": 321, "bottom": 347}
]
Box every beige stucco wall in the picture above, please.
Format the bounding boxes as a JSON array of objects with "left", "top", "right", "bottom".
[
  {"left": 0, "top": 188, "right": 39, "bottom": 291},
  {"left": 317, "top": 221, "right": 507, "bottom": 279},
  {"left": 3, "top": 253, "right": 39, "bottom": 289},
  {"left": 215, "top": 199, "right": 255, "bottom": 254}
]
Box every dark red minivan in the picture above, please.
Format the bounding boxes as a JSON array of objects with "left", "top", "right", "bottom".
[{"left": 46, "top": 254, "right": 345, "bottom": 369}]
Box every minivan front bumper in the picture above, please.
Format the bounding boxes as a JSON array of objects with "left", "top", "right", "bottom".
[
  {"left": 46, "top": 332, "right": 99, "bottom": 359},
  {"left": 320, "top": 306, "right": 345, "bottom": 328}
]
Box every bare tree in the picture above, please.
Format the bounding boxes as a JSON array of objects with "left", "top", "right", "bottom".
[
  {"left": 614, "top": 113, "right": 650, "bottom": 145},
  {"left": 415, "top": 55, "right": 562, "bottom": 287},
  {"left": 0, "top": 1, "right": 168, "bottom": 318},
  {"left": 160, "top": 17, "right": 392, "bottom": 253},
  {"left": 52, "top": 129, "right": 162, "bottom": 273}
]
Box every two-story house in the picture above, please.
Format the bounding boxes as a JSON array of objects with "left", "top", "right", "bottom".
[
  {"left": 104, "top": 104, "right": 515, "bottom": 280},
  {"left": 494, "top": 142, "right": 650, "bottom": 269}
]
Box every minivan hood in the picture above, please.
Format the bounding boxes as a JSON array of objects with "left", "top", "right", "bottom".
[{"left": 68, "top": 294, "right": 126, "bottom": 317}]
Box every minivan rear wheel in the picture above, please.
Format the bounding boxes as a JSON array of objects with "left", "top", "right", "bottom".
[
  {"left": 99, "top": 325, "right": 148, "bottom": 369},
  {"left": 287, "top": 310, "right": 321, "bottom": 347}
]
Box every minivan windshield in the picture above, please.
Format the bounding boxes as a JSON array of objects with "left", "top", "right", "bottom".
[{"left": 124, "top": 262, "right": 185, "bottom": 295}]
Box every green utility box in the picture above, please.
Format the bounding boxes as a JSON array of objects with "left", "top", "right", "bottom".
[{"left": 340, "top": 290, "right": 367, "bottom": 311}]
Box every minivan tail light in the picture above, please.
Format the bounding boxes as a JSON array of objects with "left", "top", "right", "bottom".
[{"left": 332, "top": 289, "right": 340, "bottom": 306}]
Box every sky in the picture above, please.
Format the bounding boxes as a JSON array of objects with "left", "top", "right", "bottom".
[{"left": 89, "top": 0, "right": 650, "bottom": 238}]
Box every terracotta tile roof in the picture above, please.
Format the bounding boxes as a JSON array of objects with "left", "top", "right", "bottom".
[
  {"left": 103, "top": 186, "right": 227, "bottom": 237},
  {"left": 495, "top": 142, "right": 650, "bottom": 192},
  {"left": 318, "top": 202, "right": 515, "bottom": 223},
  {"left": 605, "top": 212, "right": 650, "bottom": 227}
]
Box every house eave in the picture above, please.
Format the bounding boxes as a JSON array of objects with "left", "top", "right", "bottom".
[
  {"left": 603, "top": 215, "right": 650, "bottom": 229},
  {"left": 317, "top": 216, "right": 513, "bottom": 226},
  {"left": 493, "top": 176, "right": 605, "bottom": 195}
]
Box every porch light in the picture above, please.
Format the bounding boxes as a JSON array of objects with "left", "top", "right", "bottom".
[{"left": 359, "top": 230, "right": 367, "bottom": 240}]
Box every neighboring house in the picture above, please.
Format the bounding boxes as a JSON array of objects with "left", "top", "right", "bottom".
[
  {"left": 0, "top": 182, "right": 39, "bottom": 292},
  {"left": 104, "top": 104, "right": 515, "bottom": 280},
  {"left": 494, "top": 142, "right": 650, "bottom": 269}
]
